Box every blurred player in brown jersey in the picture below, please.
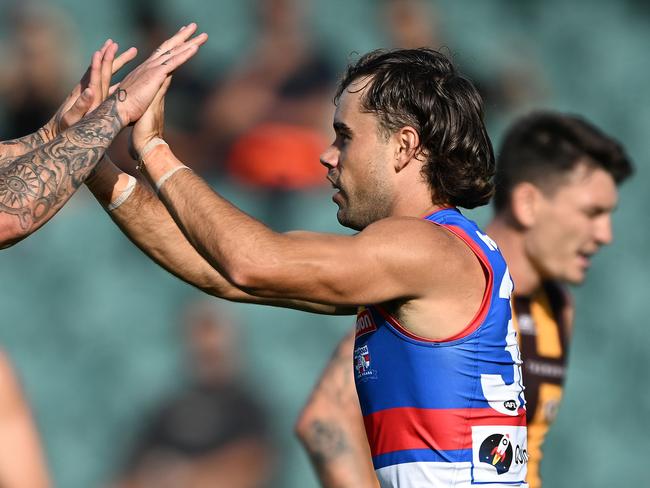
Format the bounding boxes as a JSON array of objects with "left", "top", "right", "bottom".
[{"left": 295, "top": 111, "right": 633, "bottom": 488}]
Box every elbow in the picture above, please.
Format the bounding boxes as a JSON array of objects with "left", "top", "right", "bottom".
[
  {"left": 224, "top": 257, "right": 280, "bottom": 296},
  {"left": 0, "top": 220, "right": 28, "bottom": 249},
  {"left": 294, "top": 401, "right": 320, "bottom": 447}
]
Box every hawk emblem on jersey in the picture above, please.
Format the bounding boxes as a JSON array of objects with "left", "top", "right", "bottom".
[
  {"left": 354, "top": 344, "right": 377, "bottom": 381},
  {"left": 355, "top": 307, "right": 377, "bottom": 338}
]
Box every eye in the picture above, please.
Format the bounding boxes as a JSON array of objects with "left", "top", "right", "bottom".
[
  {"left": 583, "top": 207, "right": 606, "bottom": 218},
  {"left": 335, "top": 133, "right": 350, "bottom": 147}
]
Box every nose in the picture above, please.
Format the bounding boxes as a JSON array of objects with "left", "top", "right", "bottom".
[
  {"left": 594, "top": 214, "right": 613, "bottom": 246},
  {"left": 319, "top": 145, "right": 339, "bottom": 169}
]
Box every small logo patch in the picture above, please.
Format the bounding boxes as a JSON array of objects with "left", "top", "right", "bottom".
[
  {"left": 472, "top": 426, "right": 527, "bottom": 483},
  {"left": 354, "top": 344, "right": 378, "bottom": 381},
  {"left": 503, "top": 400, "right": 517, "bottom": 411},
  {"left": 355, "top": 308, "right": 377, "bottom": 338},
  {"left": 479, "top": 433, "right": 513, "bottom": 474}
]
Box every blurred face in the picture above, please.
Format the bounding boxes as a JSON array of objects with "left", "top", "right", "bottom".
[
  {"left": 319, "top": 83, "right": 394, "bottom": 230},
  {"left": 525, "top": 162, "right": 618, "bottom": 284}
]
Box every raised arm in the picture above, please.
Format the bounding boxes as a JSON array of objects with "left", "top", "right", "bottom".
[
  {"left": 137, "top": 148, "right": 457, "bottom": 308},
  {"left": 128, "top": 81, "right": 471, "bottom": 310},
  {"left": 0, "top": 94, "right": 124, "bottom": 248},
  {"left": 0, "top": 40, "right": 137, "bottom": 162},
  {"left": 0, "top": 24, "right": 208, "bottom": 249},
  {"left": 85, "top": 155, "right": 352, "bottom": 315},
  {"left": 295, "top": 329, "right": 379, "bottom": 488}
]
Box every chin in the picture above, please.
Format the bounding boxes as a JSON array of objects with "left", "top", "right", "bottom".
[
  {"left": 563, "top": 270, "right": 587, "bottom": 285},
  {"left": 336, "top": 211, "right": 365, "bottom": 231}
]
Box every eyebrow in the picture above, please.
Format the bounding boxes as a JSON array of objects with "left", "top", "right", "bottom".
[{"left": 333, "top": 121, "right": 353, "bottom": 137}]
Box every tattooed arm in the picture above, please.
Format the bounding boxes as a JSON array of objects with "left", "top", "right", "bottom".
[
  {"left": 0, "top": 23, "right": 208, "bottom": 249},
  {"left": 0, "top": 96, "right": 124, "bottom": 248},
  {"left": 295, "top": 329, "right": 379, "bottom": 488},
  {"left": 0, "top": 130, "right": 50, "bottom": 163},
  {"left": 0, "top": 40, "right": 136, "bottom": 164}
]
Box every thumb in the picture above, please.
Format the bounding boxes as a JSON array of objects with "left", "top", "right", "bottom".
[
  {"left": 60, "top": 88, "right": 94, "bottom": 131},
  {"left": 153, "top": 75, "right": 172, "bottom": 105}
]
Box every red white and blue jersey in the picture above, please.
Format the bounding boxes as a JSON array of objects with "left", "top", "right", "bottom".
[{"left": 354, "top": 208, "right": 528, "bottom": 487}]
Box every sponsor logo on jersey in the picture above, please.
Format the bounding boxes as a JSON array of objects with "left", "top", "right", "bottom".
[
  {"left": 354, "top": 344, "right": 378, "bottom": 381},
  {"left": 472, "top": 426, "right": 527, "bottom": 483},
  {"left": 479, "top": 433, "right": 513, "bottom": 474},
  {"left": 355, "top": 307, "right": 377, "bottom": 338}
]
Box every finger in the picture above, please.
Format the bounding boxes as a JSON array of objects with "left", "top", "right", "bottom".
[
  {"left": 150, "top": 23, "right": 198, "bottom": 61},
  {"left": 155, "top": 75, "right": 172, "bottom": 102},
  {"left": 99, "top": 38, "right": 112, "bottom": 57},
  {"left": 88, "top": 50, "right": 102, "bottom": 100},
  {"left": 60, "top": 43, "right": 104, "bottom": 117},
  {"left": 101, "top": 42, "right": 118, "bottom": 99},
  {"left": 60, "top": 88, "right": 94, "bottom": 130},
  {"left": 77, "top": 66, "right": 91, "bottom": 92},
  {"left": 78, "top": 41, "right": 108, "bottom": 94},
  {"left": 112, "top": 47, "right": 138, "bottom": 74},
  {"left": 158, "top": 41, "right": 204, "bottom": 74},
  {"left": 157, "top": 33, "right": 208, "bottom": 69},
  {"left": 108, "top": 83, "right": 119, "bottom": 96}
]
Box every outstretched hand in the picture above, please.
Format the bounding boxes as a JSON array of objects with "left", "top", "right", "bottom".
[
  {"left": 114, "top": 23, "right": 208, "bottom": 127},
  {"left": 45, "top": 39, "right": 137, "bottom": 140}
]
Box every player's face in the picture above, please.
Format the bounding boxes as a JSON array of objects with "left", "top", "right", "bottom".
[
  {"left": 320, "top": 83, "right": 394, "bottom": 230},
  {"left": 526, "top": 162, "right": 618, "bottom": 284}
]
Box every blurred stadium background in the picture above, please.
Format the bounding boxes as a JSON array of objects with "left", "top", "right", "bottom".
[{"left": 0, "top": 0, "right": 648, "bottom": 486}]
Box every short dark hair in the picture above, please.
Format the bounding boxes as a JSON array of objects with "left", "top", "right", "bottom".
[
  {"left": 494, "top": 111, "right": 634, "bottom": 211},
  {"left": 335, "top": 48, "right": 495, "bottom": 209}
]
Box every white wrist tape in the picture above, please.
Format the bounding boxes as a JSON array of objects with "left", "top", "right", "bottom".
[
  {"left": 107, "top": 175, "right": 137, "bottom": 211},
  {"left": 155, "top": 165, "right": 191, "bottom": 193},
  {"left": 140, "top": 137, "right": 168, "bottom": 159}
]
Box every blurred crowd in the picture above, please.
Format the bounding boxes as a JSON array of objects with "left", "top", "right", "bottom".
[{"left": 0, "top": 0, "right": 548, "bottom": 184}]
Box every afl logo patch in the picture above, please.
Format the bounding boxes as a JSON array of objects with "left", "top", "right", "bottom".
[{"left": 355, "top": 307, "right": 377, "bottom": 338}]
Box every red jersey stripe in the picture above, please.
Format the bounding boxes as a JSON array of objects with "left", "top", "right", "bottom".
[{"left": 364, "top": 406, "right": 527, "bottom": 456}]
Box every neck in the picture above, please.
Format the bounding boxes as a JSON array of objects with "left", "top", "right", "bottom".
[
  {"left": 486, "top": 214, "right": 542, "bottom": 297},
  {"left": 391, "top": 168, "right": 443, "bottom": 218}
]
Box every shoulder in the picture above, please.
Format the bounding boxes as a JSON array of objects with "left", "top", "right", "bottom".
[
  {"left": 358, "top": 216, "right": 462, "bottom": 250},
  {"left": 358, "top": 216, "right": 482, "bottom": 280}
]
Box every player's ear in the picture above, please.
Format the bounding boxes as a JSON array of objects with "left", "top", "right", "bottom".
[
  {"left": 394, "top": 125, "right": 420, "bottom": 172},
  {"left": 510, "top": 182, "right": 542, "bottom": 228}
]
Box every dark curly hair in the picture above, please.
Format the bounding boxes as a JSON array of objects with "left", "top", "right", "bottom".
[
  {"left": 335, "top": 48, "right": 495, "bottom": 209},
  {"left": 494, "top": 111, "right": 634, "bottom": 211}
]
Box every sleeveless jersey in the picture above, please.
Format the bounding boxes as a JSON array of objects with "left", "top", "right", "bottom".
[
  {"left": 353, "top": 208, "right": 528, "bottom": 487},
  {"left": 513, "top": 282, "right": 569, "bottom": 488}
]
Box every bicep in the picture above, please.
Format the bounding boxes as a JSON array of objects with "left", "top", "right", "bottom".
[{"left": 237, "top": 219, "right": 443, "bottom": 306}]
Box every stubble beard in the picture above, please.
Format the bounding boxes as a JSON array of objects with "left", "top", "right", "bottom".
[{"left": 337, "top": 184, "right": 392, "bottom": 231}]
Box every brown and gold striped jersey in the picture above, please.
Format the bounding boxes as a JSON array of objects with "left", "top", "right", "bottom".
[{"left": 513, "top": 281, "right": 572, "bottom": 488}]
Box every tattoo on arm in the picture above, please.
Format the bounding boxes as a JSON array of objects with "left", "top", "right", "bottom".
[
  {"left": 305, "top": 419, "right": 350, "bottom": 469},
  {"left": 0, "top": 128, "right": 49, "bottom": 162},
  {"left": 0, "top": 96, "right": 123, "bottom": 235}
]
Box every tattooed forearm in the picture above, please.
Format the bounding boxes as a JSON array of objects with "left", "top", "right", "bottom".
[
  {"left": 0, "top": 127, "right": 50, "bottom": 163},
  {"left": 0, "top": 95, "right": 123, "bottom": 244}
]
